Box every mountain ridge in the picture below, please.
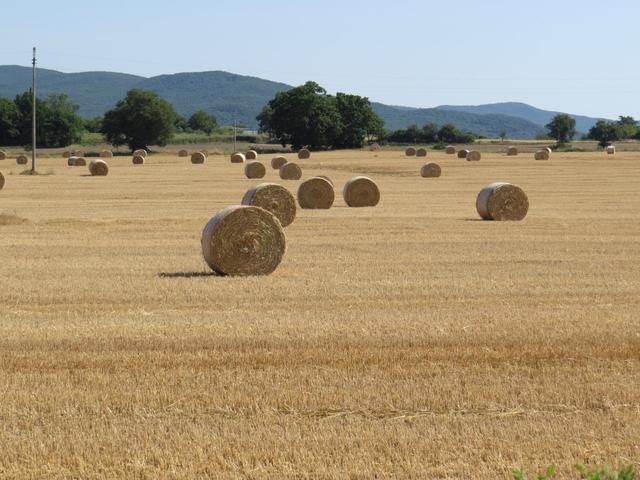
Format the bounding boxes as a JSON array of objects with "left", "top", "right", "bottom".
[{"left": 0, "top": 65, "right": 605, "bottom": 138}]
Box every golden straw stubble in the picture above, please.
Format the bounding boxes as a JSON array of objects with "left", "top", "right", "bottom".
[
  {"left": 201, "top": 205, "right": 286, "bottom": 276},
  {"left": 89, "top": 159, "right": 109, "bottom": 176},
  {"left": 420, "top": 163, "right": 442, "bottom": 178},
  {"left": 343, "top": 176, "right": 380, "bottom": 207},
  {"left": 244, "top": 161, "right": 266, "bottom": 179},
  {"left": 297, "top": 177, "right": 335, "bottom": 209},
  {"left": 241, "top": 183, "right": 297, "bottom": 227},
  {"left": 476, "top": 182, "right": 529, "bottom": 221}
]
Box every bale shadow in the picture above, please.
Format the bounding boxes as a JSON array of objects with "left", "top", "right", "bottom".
[{"left": 159, "top": 271, "right": 218, "bottom": 279}]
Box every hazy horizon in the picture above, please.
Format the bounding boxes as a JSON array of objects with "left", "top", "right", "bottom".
[{"left": 2, "top": 0, "right": 638, "bottom": 119}]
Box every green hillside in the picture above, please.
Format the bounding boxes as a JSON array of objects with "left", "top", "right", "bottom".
[{"left": 0, "top": 65, "right": 595, "bottom": 138}]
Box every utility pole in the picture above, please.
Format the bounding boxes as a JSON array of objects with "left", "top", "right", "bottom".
[
  {"left": 31, "top": 47, "right": 37, "bottom": 173},
  {"left": 233, "top": 119, "right": 237, "bottom": 153}
]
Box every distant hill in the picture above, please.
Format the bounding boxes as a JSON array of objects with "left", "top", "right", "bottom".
[
  {"left": 0, "top": 66, "right": 600, "bottom": 138},
  {"left": 435, "top": 102, "right": 608, "bottom": 134},
  {"left": 372, "top": 103, "right": 545, "bottom": 139}
]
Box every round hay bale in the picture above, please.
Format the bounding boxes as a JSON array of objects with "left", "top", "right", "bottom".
[
  {"left": 244, "top": 161, "right": 266, "bottom": 179},
  {"left": 420, "top": 163, "right": 442, "bottom": 178},
  {"left": 405, "top": 147, "right": 416, "bottom": 157},
  {"left": 544, "top": 147, "right": 552, "bottom": 154},
  {"left": 369, "top": 143, "right": 381, "bottom": 151},
  {"left": 279, "top": 162, "right": 302, "bottom": 180},
  {"left": 62, "top": 151, "right": 71, "bottom": 158},
  {"left": 246, "top": 150, "right": 258, "bottom": 160},
  {"left": 298, "top": 148, "right": 311, "bottom": 160},
  {"left": 467, "top": 151, "right": 481, "bottom": 162},
  {"left": 476, "top": 182, "right": 529, "bottom": 221},
  {"left": 201, "top": 205, "right": 286, "bottom": 276},
  {"left": 343, "top": 176, "right": 380, "bottom": 207},
  {"left": 534, "top": 150, "right": 550, "bottom": 161},
  {"left": 0, "top": 150, "right": 7, "bottom": 160},
  {"left": 191, "top": 152, "right": 206, "bottom": 164},
  {"left": 133, "top": 149, "right": 147, "bottom": 158},
  {"left": 16, "top": 155, "right": 28, "bottom": 165},
  {"left": 507, "top": 146, "right": 518, "bottom": 156},
  {"left": 457, "top": 149, "right": 470, "bottom": 159},
  {"left": 0, "top": 171, "right": 5, "bottom": 190},
  {"left": 241, "top": 183, "right": 296, "bottom": 227},
  {"left": 89, "top": 159, "right": 109, "bottom": 176},
  {"left": 201, "top": 149, "right": 209, "bottom": 156},
  {"left": 606, "top": 145, "right": 616, "bottom": 155},
  {"left": 75, "top": 157, "right": 87, "bottom": 166},
  {"left": 297, "top": 177, "right": 335, "bottom": 209},
  {"left": 315, "top": 175, "right": 334, "bottom": 187},
  {"left": 416, "top": 148, "right": 428, "bottom": 157},
  {"left": 231, "top": 152, "right": 246, "bottom": 164},
  {"left": 445, "top": 146, "right": 456, "bottom": 155},
  {"left": 67, "top": 157, "right": 78, "bottom": 166},
  {"left": 132, "top": 155, "right": 145, "bottom": 165},
  {"left": 100, "top": 150, "right": 113, "bottom": 158},
  {"left": 271, "top": 156, "right": 288, "bottom": 170},
  {"left": 178, "top": 149, "right": 189, "bottom": 157}
]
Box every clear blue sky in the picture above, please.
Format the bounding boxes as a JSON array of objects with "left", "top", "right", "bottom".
[{"left": 1, "top": 0, "right": 638, "bottom": 118}]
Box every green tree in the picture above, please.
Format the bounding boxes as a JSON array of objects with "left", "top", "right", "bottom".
[
  {"left": 545, "top": 114, "right": 576, "bottom": 144},
  {"left": 0, "top": 97, "right": 19, "bottom": 145},
  {"left": 188, "top": 110, "right": 218, "bottom": 135},
  {"left": 333, "top": 93, "right": 384, "bottom": 148},
  {"left": 616, "top": 116, "right": 638, "bottom": 139},
  {"left": 258, "top": 81, "right": 342, "bottom": 150},
  {"left": 84, "top": 116, "right": 103, "bottom": 133},
  {"left": 422, "top": 122, "right": 438, "bottom": 143},
  {"left": 587, "top": 120, "right": 620, "bottom": 148},
  {"left": 102, "top": 89, "right": 177, "bottom": 151},
  {"left": 499, "top": 130, "right": 507, "bottom": 142}
]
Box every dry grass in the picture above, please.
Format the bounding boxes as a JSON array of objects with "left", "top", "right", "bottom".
[{"left": 0, "top": 150, "right": 639, "bottom": 478}]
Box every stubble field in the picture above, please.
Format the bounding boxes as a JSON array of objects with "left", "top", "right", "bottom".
[{"left": 0, "top": 149, "right": 638, "bottom": 478}]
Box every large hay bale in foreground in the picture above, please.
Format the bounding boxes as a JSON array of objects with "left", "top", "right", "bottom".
[
  {"left": 298, "top": 148, "right": 311, "bottom": 159},
  {"left": 0, "top": 171, "right": 4, "bottom": 190},
  {"left": 271, "top": 156, "right": 288, "bottom": 170},
  {"left": 476, "top": 182, "right": 529, "bottom": 221},
  {"left": 445, "top": 146, "right": 456, "bottom": 154},
  {"left": 245, "top": 161, "right": 266, "bottom": 179},
  {"left": 241, "top": 183, "right": 296, "bottom": 227},
  {"left": 458, "top": 149, "right": 470, "bottom": 159},
  {"left": 246, "top": 150, "right": 258, "bottom": 160},
  {"left": 100, "top": 150, "right": 113, "bottom": 158},
  {"left": 534, "top": 150, "right": 550, "bottom": 161},
  {"left": 606, "top": 145, "right": 616, "bottom": 155},
  {"left": 0, "top": 150, "right": 6, "bottom": 160},
  {"left": 416, "top": 148, "right": 428, "bottom": 157},
  {"left": 343, "top": 176, "right": 380, "bottom": 207},
  {"left": 133, "top": 149, "right": 147, "bottom": 158},
  {"left": 467, "top": 151, "right": 481, "bottom": 162},
  {"left": 178, "top": 149, "right": 189, "bottom": 157},
  {"left": 507, "top": 146, "right": 518, "bottom": 156},
  {"left": 297, "top": 177, "right": 335, "bottom": 209},
  {"left": 316, "top": 175, "right": 334, "bottom": 187},
  {"left": 279, "top": 162, "right": 302, "bottom": 180},
  {"left": 201, "top": 205, "right": 286, "bottom": 276},
  {"left": 405, "top": 147, "right": 416, "bottom": 157},
  {"left": 191, "top": 152, "right": 206, "bottom": 164},
  {"left": 231, "top": 152, "right": 246, "bottom": 164},
  {"left": 420, "top": 163, "right": 442, "bottom": 178},
  {"left": 89, "top": 159, "right": 109, "bottom": 176},
  {"left": 132, "top": 155, "right": 145, "bottom": 165},
  {"left": 16, "top": 155, "right": 28, "bottom": 165}
]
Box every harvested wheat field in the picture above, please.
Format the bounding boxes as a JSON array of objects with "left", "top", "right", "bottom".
[{"left": 0, "top": 149, "right": 639, "bottom": 478}]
